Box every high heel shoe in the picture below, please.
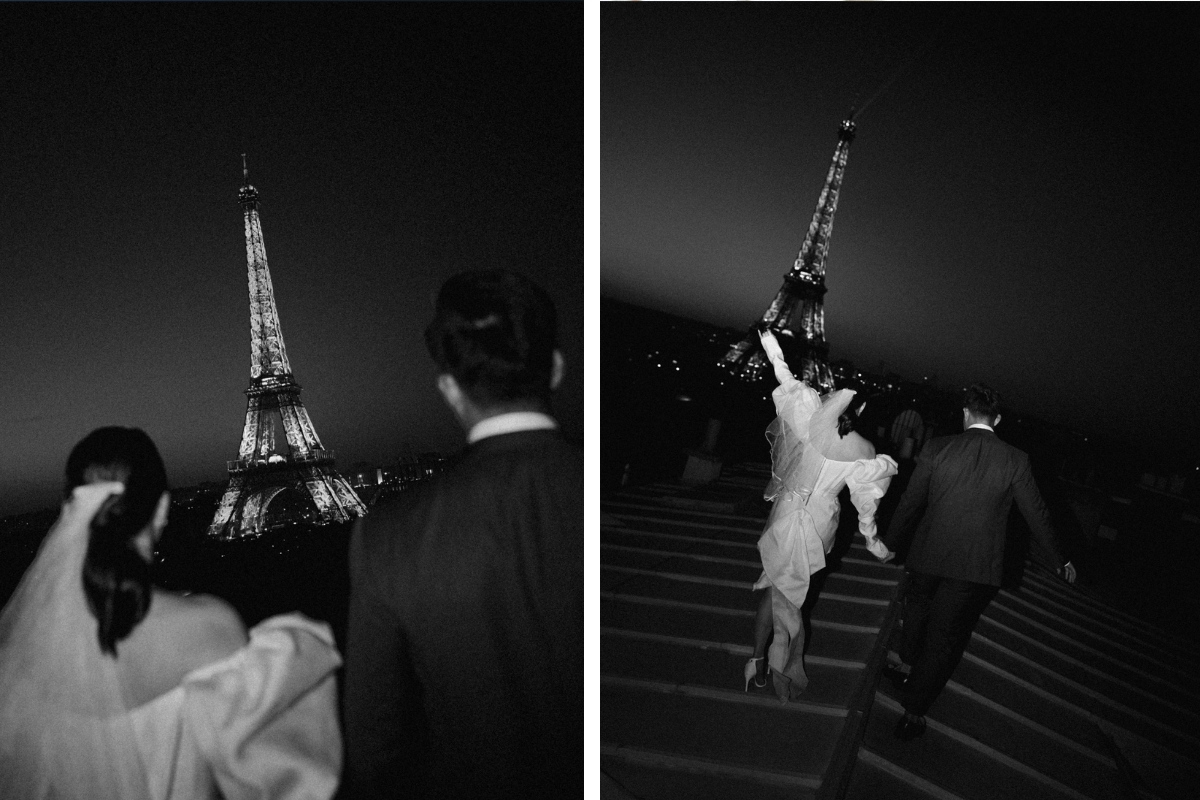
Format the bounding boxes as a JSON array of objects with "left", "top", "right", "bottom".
[{"left": 743, "top": 657, "right": 768, "bottom": 691}]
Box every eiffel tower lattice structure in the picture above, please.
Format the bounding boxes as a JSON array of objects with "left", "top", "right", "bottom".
[
  {"left": 208, "top": 159, "right": 367, "bottom": 539},
  {"left": 720, "top": 114, "right": 857, "bottom": 393}
]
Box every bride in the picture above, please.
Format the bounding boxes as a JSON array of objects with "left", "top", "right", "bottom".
[
  {"left": 746, "top": 329, "right": 898, "bottom": 703},
  {"left": 0, "top": 427, "right": 341, "bottom": 799}
]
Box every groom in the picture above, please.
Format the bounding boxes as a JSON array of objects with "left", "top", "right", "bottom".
[
  {"left": 343, "top": 270, "right": 582, "bottom": 797},
  {"left": 881, "top": 383, "right": 1075, "bottom": 740}
]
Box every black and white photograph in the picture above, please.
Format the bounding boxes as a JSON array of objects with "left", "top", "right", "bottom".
[
  {"left": 601, "top": 5, "right": 1199, "bottom": 799},
  {"left": 0, "top": 4, "right": 582, "bottom": 799}
]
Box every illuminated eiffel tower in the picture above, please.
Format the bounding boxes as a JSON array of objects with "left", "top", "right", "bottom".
[
  {"left": 720, "top": 114, "right": 857, "bottom": 392},
  {"left": 208, "top": 158, "right": 367, "bottom": 539}
]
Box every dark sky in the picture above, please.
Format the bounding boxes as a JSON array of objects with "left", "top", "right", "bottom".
[
  {"left": 1, "top": 4, "right": 581, "bottom": 516},
  {"left": 602, "top": 6, "right": 1199, "bottom": 461}
]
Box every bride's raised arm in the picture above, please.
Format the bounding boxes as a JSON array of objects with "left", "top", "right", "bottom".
[{"left": 758, "top": 328, "right": 797, "bottom": 387}]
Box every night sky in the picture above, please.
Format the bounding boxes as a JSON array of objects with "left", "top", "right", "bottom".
[
  {"left": 602, "top": 6, "right": 1199, "bottom": 461},
  {"left": 1, "top": 4, "right": 582, "bottom": 515}
]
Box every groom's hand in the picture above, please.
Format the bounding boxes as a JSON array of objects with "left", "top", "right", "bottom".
[{"left": 1058, "top": 561, "right": 1077, "bottom": 584}]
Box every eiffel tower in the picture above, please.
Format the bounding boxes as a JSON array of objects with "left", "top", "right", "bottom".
[
  {"left": 720, "top": 113, "right": 857, "bottom": 393},
  {"left": 208, "top": 158, "right": 367, "bottom": 539}
]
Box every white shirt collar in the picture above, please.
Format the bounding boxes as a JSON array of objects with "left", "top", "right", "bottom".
[
  {"left": 467, "top": 411, "right": 558, "bottom": 445},
  {"left": 967, "top": 423, "right": 995, "bottom": 432}
]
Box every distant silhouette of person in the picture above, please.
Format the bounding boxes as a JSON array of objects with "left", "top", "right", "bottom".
[
  {"left": 882, "top": 384, "right": 1076, "bottom": 741},
  {"left": 0, "top": 427, "right": 341, "bottom": 799},
  {"left": 344, "top": 270, "right": 582, "bottom": 798},
  {"left": 890, "top": 406, "right": 925, "bottom": 458},
  {"left": 746, "top": 328, "right": 897, "bottom": 703}
]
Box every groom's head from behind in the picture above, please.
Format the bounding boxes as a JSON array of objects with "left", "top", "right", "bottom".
[
  {"left": 425, "top": 269, "right": 563, "bottom": 433},
  {"left": 962, "top": 383, "right": 1002, "bottom": 429}
]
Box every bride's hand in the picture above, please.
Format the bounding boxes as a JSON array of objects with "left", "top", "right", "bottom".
[
  {"left": 62, "top": 482, "right": 126, "bottom": 527},
  {"left": 758, "top": 328, "right": 783, "bottom": 358}
]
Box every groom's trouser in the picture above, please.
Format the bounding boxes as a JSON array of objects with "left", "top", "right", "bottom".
[{"left": 897, "top": 570, "right": 998, "bottom": 716}]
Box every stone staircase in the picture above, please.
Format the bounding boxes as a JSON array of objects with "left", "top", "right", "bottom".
[{"left": 600, "top": 464, "right": 1200, "bottom": 800}]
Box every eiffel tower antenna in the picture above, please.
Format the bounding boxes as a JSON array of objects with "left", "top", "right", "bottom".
[
  {"left": 208, "top": 162, "right": 367, "bottom": 538},
  {"left": 719, "top": 112, "right": 856, "bottom": 392}
]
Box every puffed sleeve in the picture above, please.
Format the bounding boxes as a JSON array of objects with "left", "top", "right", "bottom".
[
  {"left": 182, "top": 614, "right": 343, "bottom": 800},
  {"left": 767, "top": 344, "right": 819, "bottom": 436},
  {"left": 848, "top": 456, "right": 899, "bottom": 560}
]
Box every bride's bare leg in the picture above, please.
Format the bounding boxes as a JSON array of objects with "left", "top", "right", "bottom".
[
  {"left": 769, "top": 587, "right": 808, "bottom": 702},
  {"left": 751, "top": 591, "right": 771, "bottom": 683}
]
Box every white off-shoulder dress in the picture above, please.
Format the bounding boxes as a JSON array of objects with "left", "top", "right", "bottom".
[
  {"left": 753, "top": 342, "right": 897, "bottom": 697},
  {"left": 124, "top": 614, "right": 342, "bottom": 800}
]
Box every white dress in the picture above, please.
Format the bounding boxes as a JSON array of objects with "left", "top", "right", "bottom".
[
  {"left": 754, "top": 452, "right": 897, "bottom": 609},
  {"left": 751, "top": 341, "right": 897, "bottom": 697},
  {"left": 122, "top": 614, "right": 341, "bottom": 800},
  {"left": 0, "top": 486, "right": 343, "bottom": 800}
]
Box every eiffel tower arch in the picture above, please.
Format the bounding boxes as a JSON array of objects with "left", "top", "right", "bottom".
[{"left": 208, "top": 158, "right": 367, "bottom": 539}]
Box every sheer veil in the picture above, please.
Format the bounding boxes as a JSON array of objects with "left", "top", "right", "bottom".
[
  {"left": 0, "top": 483, "right": 152, "bottom": 799},
  {"left": 765, "top": 387, "right": 860, "bottom": 502}
]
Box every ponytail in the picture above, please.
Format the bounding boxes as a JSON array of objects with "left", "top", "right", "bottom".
[
  {"left": 82, "top": 490, "right": 155, "bottom": 656},
  {"left": 66, "top": 427, "right": 168, "bottom": 658}
]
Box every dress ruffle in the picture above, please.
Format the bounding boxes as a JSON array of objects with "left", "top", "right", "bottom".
[{"left": 181, "top": 614, "right": 342, "bottom": 800}]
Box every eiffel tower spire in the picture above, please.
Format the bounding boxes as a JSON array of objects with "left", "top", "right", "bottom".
[
  {"left": 720, "top": 114, "right": 857, "bottom": 392},
  {"left": 208, "top": 159, "right": 367, "bottom": 539}
]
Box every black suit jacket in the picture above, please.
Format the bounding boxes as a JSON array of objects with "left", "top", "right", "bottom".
[
  {"left": 344, "top": 429, "right": 583, "bottom": 798},
  {"left": 884, "top": 427, "right": 1064, "bottom": 586}
]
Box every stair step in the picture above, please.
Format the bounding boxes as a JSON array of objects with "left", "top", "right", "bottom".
[
  {"left": 600, "top": 525, "right": 902, "bottom": 582},
  {"left": 601, "top": 746, "right": 819, "bottom": 800},
  {"left": 1013, "top": 572, "right": 1200, "bottom": 660},
  {"left": 864, "top": 692, "right": 1102, "bottom": 800},
  {"left": 602, "top": 507, "right": 765, "bottom": 536},
  {"left": 974, "top": 612, "right": 1200, "bottom": 717},
  {"left": 983, "top": 597, "right": 1198, "bottom": 694},
  {"left": 950, "top": 653, "right": 1125, "bottom": 760},
  {"left": 601, "top": 570, "right": 891, "bottom": 629},
  {"left": 601, "top": 522, "right": 757, "bottom": 555},
  {"left": 601, "top": 595, "right": 881, "bottom": 664},
  {"left": 602, "top": 679, "right": 845, "bottom": 778},
  {"left": 601, "top": 631, "right": 864, "bottom": 707},
  {"left": 967, "top": 633, "right": 1200, "bottom": 763},
  {"left": 846, "top": 747, "right": 970, "bottom": 800},
  {"left": 875, "top": 676, "right": 1123, "bottom": 798},
  {"left": 600, "top": 546, "right": 899, "bottom": 601}
]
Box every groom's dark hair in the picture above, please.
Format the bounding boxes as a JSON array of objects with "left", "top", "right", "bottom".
[
  {"left": 424, "top": 269, "right": 558, "bottom": 409},
  {"left": 963, "top": 383, "right": 1002, "bottom": 422}
]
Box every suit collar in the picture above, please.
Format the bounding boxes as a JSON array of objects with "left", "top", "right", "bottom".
[
  {"left": 467, "top": 411, "right": 558, "bottom": 444},
  {"left": 465, "top": 427, "right": 563, "bottom": 454}
]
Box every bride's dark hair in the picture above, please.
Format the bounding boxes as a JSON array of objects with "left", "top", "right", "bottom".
[
  {"left": 836, "top": 381, "right": 871, "bottom": 438},
  {"left": 65, "top": 427, "right": 169, "bottom": 657}
]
